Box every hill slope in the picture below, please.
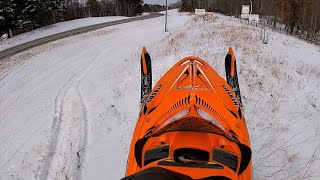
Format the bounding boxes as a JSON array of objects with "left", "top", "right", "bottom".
[{"left": 0, "top": 10, "right": 320, "bottom": 179}]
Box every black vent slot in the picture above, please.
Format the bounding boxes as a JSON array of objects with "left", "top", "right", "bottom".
[
  {"left": 228, "top": 109, "right": 238, "bottom": 118},
  {"left": 147, "top": 106, "right": 158, "bottom": 115},
  {"left": 238, "top": 107, "right": 242, "bottom": 118},
  {"left": 143, "top": 105, "right": 148, "bottom": 115},
  {"left": 158, "top": 160, "right": 224, "bottom": 169},
  {"left": 229, "top": 130, "right": 239, "bottom": 141},
  {"left": 174, "top": 148, "right": 209, "bottom": 163},
  {"left": 144, "top": 145, "right": 169, "bottom": 166},
  {"left": 160, "top": 148, "right": 223, "bottom": 169},
  {"left": 162, "top": 95, "right": 191, "bottom": 118},
  {"left": 195, "top": 95, "right": 223, "bottom": 120},
  {"left": 213, "top": 148, "right": 238, "bottom": 172}
]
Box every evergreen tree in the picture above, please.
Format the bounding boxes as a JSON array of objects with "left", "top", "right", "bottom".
[
  {"left": 0, "top": 0, "right": 15, "bottom": 36},
  {"left": 87, "top": 0, "right": 100, "bottom": 17}
]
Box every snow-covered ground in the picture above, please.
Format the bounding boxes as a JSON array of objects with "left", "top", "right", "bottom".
[
  {"left": 0, "top": 16, "right": 129, "bottom": 51},
  {"left": 1, "top": 9, "right": 320, "bottom": 180}
]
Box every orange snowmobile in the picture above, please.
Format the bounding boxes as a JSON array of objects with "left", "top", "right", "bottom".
[{"left": 123, "top": 47, "right": 252, "bottom": 180}]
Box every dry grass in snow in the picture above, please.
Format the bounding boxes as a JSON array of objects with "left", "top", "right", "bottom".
[{"left": 121, "top": 14, "right": 320, "bottom": 179}]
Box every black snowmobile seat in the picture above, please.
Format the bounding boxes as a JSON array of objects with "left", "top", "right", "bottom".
[{"left": 121, "top": 167, "right": 232, "bottom": 180}]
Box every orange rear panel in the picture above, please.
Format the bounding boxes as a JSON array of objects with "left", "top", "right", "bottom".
[{"left": 125, "top": 55, "right": 251, "bottom": 179}]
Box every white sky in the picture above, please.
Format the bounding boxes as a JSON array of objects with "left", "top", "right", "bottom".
[{"left": 144, "top": 0, "right": 179, "bottom": 5}]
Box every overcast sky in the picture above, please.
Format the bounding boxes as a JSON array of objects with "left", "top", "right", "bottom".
[{"left": 144, "top": 0, "right": 179, "bottom": 5}]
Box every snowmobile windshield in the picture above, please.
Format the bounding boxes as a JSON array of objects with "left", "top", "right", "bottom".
[
  {"left": 154, "top": 116, "right": 229, "bottom": 136},
  {"left": 152, "top": 108, "right": 233, "bottom": 141}
]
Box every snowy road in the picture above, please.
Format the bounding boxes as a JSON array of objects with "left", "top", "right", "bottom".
[
  {"left": 0, "top": 12, "right": 189, "bottom": 179},
  {"left": 0, "top": 13, "right": 162, "bottom": 59},
  {"left": 1, "top": 10, "right": 320, "bottom": 180}
]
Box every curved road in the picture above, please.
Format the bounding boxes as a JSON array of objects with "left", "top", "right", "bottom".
[{"left": 0, "top": 13, "right": 162, "bottom": 59}]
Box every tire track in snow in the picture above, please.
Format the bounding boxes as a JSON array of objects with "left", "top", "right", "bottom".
[
  {"left": 39, "top": 54, "right": 105, "bottom": 180},
  {"left": 73, "top": 53, "right": 108, "bottom": 180},
  {"left": 0, "top": 68, "right": 11, "bottom": 81},
  {"left": 39, "top": 72, "right": 80, "bottom": 180},
  {"left": 0, "top": 52, "right": 44, "bottom": 90},
  {"left": 76, "top": 88, "right": 89, "bottom": 180},
  {"left": 0, "top": 61, "right": 32, "bottom": 89},
  {"left": 72, "top": 54, "right": 106, "bottom": 180},
  {"left": 0, "top": 59, "right": 79, "bottom": 152}
]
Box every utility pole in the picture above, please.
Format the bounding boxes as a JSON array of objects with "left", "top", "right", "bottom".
[
  {"left": 87, "top": 5, "right": 91, "bottom": 17},
  {"left": 250, "top": 0, "right": 253, "bottom": 14},
  {"left": 165, "top": 0, "right": 168, "bottom": 32}
]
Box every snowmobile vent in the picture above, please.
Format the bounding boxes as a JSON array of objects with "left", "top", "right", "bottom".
[
  {"left": 195, "top": 95, "right": 223, "bottom": 119},
  {"left": 213, "top": 148, "right": 238, "bottom": 172},
  {"left": 174, "top": 148, "right": 209, "bottom": 162},
  {"left": 158, "top": 160, "right": 224, "bottom": 169},
  {"left": 162, "top": 95, "right": 191, "bottom": 118},
  {"left": 158, "top": 148, "right": 223, "bottom": 169},
  {"left": 144, "top": 145, "right": 169, "bottom": 166}
]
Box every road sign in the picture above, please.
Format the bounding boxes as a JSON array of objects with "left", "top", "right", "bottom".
[
  {"left": 195, "top": 9, "right": 206, "bottom": 15},
  {"left": 249, "top": 14, "right": 259, "bottom": 23},
  {"left": 241, "top": 14, "right": 249, "bottom": 19},
  {"left": 242, "top": 5, "right": 250, "bottom": 14}
]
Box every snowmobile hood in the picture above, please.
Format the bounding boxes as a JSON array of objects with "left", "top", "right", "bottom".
[
  {"left": 140, "top": 56, "right": 242, "bottom": 138},
  {"left": 126, "top": 53, "right": 252, "bottom": 180}
]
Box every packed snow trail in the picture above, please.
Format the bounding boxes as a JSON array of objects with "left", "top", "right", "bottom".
[
  {"left": 1, "top": 10, "right": 320, "bottom": 180},
  {"left": 0, "top": 11, "right": 189, "bottom": 180}
]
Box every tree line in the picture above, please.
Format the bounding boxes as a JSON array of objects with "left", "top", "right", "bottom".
[
  {"left": 180, "top": 0, "right": 320, "bottom": 44},
  {"left": 0, "top": 0, "right": 143, "bottom": 38},
  {"left": 142, "top": 1, "right": 181, "bottom": 13}
]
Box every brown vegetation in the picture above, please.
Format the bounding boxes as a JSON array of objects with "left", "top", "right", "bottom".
[{"left": 180, "top": 0, "right": 320, "bottom": 44}]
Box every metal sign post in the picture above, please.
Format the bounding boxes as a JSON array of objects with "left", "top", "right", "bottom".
[{"left": 165, "top": 0, "right": 168, "bottom": 32}]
